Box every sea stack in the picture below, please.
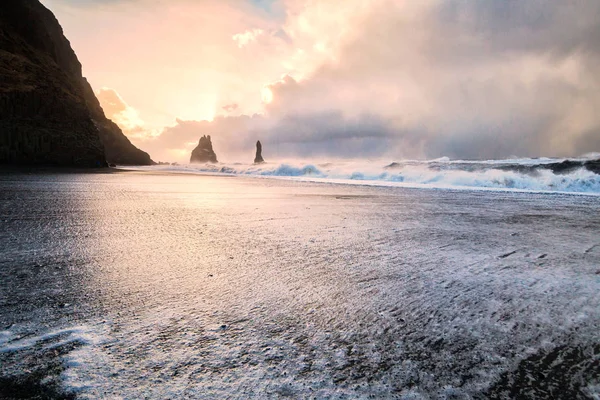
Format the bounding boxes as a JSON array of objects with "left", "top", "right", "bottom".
[
  {"left": 190, "top": 135, "right": 218, "bottom": 163},
  {"left": 0, "top": 0, "right": 153, "bottom": 166},
  {"left": 254, "top": 140, "right": 265, "bottom": 164}
]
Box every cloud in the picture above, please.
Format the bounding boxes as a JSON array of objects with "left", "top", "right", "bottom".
[
  {"left": 133, "top": 115, "right": 266, "bottom": 162},
  {"left": 222, "top": 103, "right": 239, "bottom": 113},
  {"left": 136, "top": 111, "right": 427, "bottom": 163},
  {"left": 232, "top": 28, "right": 264, "bottom": 47},
  {"left": 253, "top": 0, "right": 600, "bottom": 159},
  {"left": 48, "top": 0, "right": 600, "bottom": 162},
  {"left": 96, "top": 87, "right": 146, "bottom": 134}
]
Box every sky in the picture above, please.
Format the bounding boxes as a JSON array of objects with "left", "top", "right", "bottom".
[{"left": 41, "top": 0, "right": 600, "bottom": 162}]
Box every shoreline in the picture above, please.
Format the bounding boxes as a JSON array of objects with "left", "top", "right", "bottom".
[
  {"left": 119, "top": 166, "right": 600, "bottom": 198},
  {"left": 1, "top": 164, "right": 599, "bottom": 197}
]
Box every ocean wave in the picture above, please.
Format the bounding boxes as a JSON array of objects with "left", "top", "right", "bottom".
[{"left": 125, "top": 157, "right": 600, "bottom": 194}]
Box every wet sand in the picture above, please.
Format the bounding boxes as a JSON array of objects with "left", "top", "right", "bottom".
[{"left": 0, "top": 170, "right": 599, "bottom": 399}]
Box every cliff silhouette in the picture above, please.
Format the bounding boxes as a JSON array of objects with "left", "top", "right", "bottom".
[{"left": 0, "top": 0, "right": 153, "bottom": 166}]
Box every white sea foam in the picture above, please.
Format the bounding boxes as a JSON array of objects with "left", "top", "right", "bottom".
[
  {"left": 0, "top": 326, "right": 100, "bottom": 354},
  {"left": 125, "top": 157, "right": 600, "bottom": 194},
  {"left": 0, "top": 325, "right": 107, "bottom": 397}
]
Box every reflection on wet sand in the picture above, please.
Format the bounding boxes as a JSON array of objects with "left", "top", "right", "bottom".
[{"left": 1, "top": 171, "right": 599, "bottom": 398}]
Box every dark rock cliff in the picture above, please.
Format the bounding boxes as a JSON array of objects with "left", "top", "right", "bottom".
[
  {"left": 0, "top": 0, "right": 153, "bottom": 166},
  {"left": 190, "top": 135, "right": 218, "bottom": 163}
]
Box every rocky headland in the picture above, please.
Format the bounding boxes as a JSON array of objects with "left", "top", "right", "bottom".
[{"left": 0, "top": 0, "right": 153, "bottom": 166}]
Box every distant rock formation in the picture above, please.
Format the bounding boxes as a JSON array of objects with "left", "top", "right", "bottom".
[
  {"left": 190, "top": 135, "right": 218, "bottom": 163},
  {"left": 586, "top": 159, "right": 600, "bottom": 174},
  {"left": 0, "top": 0, "right": 153, "bottom": 166},
  {"left": 384, "top": 158, "right": 600, "bottom": 175},
  {"left": 254, "top": 140, "right": 264, "bottom": 164}
]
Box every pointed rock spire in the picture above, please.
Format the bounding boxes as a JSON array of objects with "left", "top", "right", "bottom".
[{"left": 254, "top": 140, "right": 265, "bottom": 164}]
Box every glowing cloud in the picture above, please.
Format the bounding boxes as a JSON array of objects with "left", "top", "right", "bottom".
[
  {"left": 222, "top": 103, "right": 239, "bottom": 113},
  {"left": 261, "top": 86, "right": 274, "bottom": 104},
  {"left": 96, "top": 87, "right": 145, "bottom": 134},
  {"left": 44, "top": 0, "right": 600, "bottom": 162},
  {"left": 232, "top": 28, "right": 264, "bottom": 48}
]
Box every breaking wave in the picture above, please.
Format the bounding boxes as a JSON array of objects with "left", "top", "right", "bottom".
[{"left": 127, "top": 156, "right": 600, "bottom": 194}]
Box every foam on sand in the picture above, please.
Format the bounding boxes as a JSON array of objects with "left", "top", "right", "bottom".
[{"left": 0, "top": 324, "right": 107, "bottom": 398}]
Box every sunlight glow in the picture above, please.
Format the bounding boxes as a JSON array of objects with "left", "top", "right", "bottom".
[
  {"left": 261, "top": 86, "right": 274, "bottom": 104},
  {"left": 179, "top": 98, "right": 216, "bottom": 122}
]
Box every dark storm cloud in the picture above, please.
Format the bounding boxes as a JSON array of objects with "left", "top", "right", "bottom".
[
  {"left": 251, "top": 0, "right": 600, "bottom": 159},
  {"left": 436, "top": 0, "right": 600, "bottom": 57}
]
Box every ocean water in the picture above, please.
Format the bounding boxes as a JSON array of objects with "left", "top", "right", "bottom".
[
  {"left": 130, "top": 155, "right": 600, "bottom": 195},
  {"left": 0, "top": 170, "right": 599, "bottom": 399}
]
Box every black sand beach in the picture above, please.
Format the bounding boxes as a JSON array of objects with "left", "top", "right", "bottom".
[{"left": 1, "top": 170, "right": 599, "bottom": 398}]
